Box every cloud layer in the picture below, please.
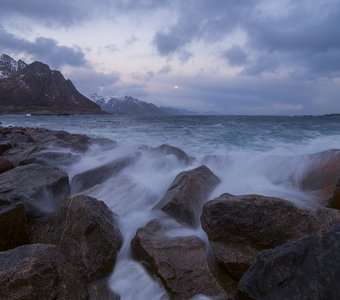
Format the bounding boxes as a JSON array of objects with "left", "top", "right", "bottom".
[{"left": 0, "top": 0, "right": 339, "bottom": 114}]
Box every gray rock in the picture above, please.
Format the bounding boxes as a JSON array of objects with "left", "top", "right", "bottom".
[
  {"left": 131, "top": 219, "right": 232, "bottom": 300},
  {"left": 0, "top": 244, "right": 87, "bottom": 300},
  {"left": 29, "top": 195, "right": 123, "bottom": 281},
  {"left": 201, "top": 193, "right": 340, "bottom": 279},
  {"left": 300, "top": 149, "right": 340, "bottom": 202},
  {"left": 71, "top": 155, "right": 138, "bottom": 193},
  {"left": 154, "top": 144, "right": 191, "bottom": 164},
  {"left": 238, "top": 224, "right": 340, "bottom": 300},
  {"left": 88, "top": 278, "right": 120, "bottom": 300},
  {"left": 0, "top": 163, "right": 70, "bottom": 217},
  {"left": 154, "top": 165, "right": 220, "bottom": 227},
  {"left": 0, "top": 203, "right": 28, "bottom": 251}
]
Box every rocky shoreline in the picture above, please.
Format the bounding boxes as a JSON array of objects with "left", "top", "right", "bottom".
[{"left": 0, "top": 126, "right": 339, "bottom": 299}]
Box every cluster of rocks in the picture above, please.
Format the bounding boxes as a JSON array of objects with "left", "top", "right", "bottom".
[
  {"left": 1, "top": 126, "right": 340, "bottom": 299},
  {"left": 0, "top": 127, "right": 122, "bottom": 299}
]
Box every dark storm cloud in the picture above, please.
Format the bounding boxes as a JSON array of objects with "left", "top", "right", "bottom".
[
  {"left": 0, "top": 27, "right": 87, "bottom": 68},
  {"left": 244, "top": 1, "right": 340, "bottom": 77},
  {"left": 223, "top": 45, "right": 248, "bottom": 66},
  {"left": 0, "top": 0, "right": 87, "bottom": 26},
  {"left": 151, "top": 0, "right": 340, "bottom": 78},
  {"left": 153, "top": 0, "right": 251, "bottom": 56}
]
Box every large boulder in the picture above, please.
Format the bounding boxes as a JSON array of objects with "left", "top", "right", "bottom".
[
  {"left": 300, "top": 149, "right": 340, "bottom": 202},
  {"left": 0, "top": 203, "right": 28, "bottom": 251},
  {"left": 201, "top": 193, "right": 340, "bottom": 279},
  {"left": 238, "top": 224, "right": 340, "bottom": 300},
  {"left": 131, "top": 219, "right": 231, "bottom": 299},
  {"left": 0, "top": 244, "right": 87, "bottom": 300},
  {"left": 0, "top": 163, "right": 70, "bottom": 217},
  {"left": 71, "top": 155, "right": 138, "bottom": 193},
  {"left": 154, "top": 165, "right": 220, "bottom": 226},
  {"left": 29, "top": 195, "right": 123, "bottom": 281}
]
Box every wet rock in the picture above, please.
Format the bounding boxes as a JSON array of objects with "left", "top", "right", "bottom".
[
  {"left": 201, "top": 193, "right": 340, "bottom": 279},
  {"left": 0, "top": 203, "right": 28, "bottom": 251},
  {"left": 0, "top": 244, "right": 87, "bottom": 300},
  {"left": 238, "top": 224, "right": 340, "bottom": 300},
  {"left": 19, "top": 151, "right": 81, "bottom": 169},
  {"left": 154, "top": 144, "right": 191, "bottom": 164},
  {"left": 0, "top": 158, "right": 14, "bottom": 173},
  {"left": 154, "top": 165, "right": 220, "bottom": 226},
  {"left": 300, "top": 149, "right": 340, "bottom": 202},
  {"left": 71, "top": 155, "right": 138, "bottom": 193},
  {"left": 29, "top": 195, "right": 123, "bottom": 281},
  {"left": 88, "top": 278, "right": 120, "bottom": 300},
  {"left": 0, "top": 163, "right": 70, "bottom": 217},
  {"left": 0, "top": 140, "right": 12, "bottom": 155},
  {"left": 328, "top": 178, "right": 340, "bottom": 209},
  {"left": 131, "top": 219, "right": 231, "bottom": 299}
]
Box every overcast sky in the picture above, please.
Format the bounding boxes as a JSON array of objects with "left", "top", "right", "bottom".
[{"left": 1, "top": 0, "right": 339, "bottom": 114}]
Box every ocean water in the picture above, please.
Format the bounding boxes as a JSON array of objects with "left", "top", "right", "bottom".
[{"left": 1, "top": 114, "right": 340, "bottom": 299}]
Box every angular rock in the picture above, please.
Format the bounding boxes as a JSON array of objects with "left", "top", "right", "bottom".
[
  {"left": 19, "top": 151, "right": 80, "bottom": 169},
  {"left": 0, "top": 163, "right": 70, "bottom": 217},
  {"left": 0, "top": 203, "right": 28, "bottom": 251},
  {"left": 0, "top": 158, "right": 14, "bottom": 174},
  {"left": 154, "top": 165, "right": 220, "bottom": 226},
  {"left": 201, "top": 193, "right": 340, "bottom": 279},
  {"left": 0, "top": 244, "right": 87, "bottom": 300},
  {"left": 154, "top": 144, "right": 191, "bottom": 164},
  {"left": 328, "top": 178, "right": 340, "bottom": 209},
  {"left": 0, "top": 140, "right": 12, "bottom": 155},
  {"left": 29, "top": 195, "right": 123, "bottom": 281},
  {"left": 71, "top": 155, "right": 137, "bottom": 193},
  {"left": 300, "top": 149, "right": 340, "bottom": 201},
  {"left": 131, "top": 219, "right": 231, "bottom": 299},
  {"left": 238, "top": 224, "right": 340, "bottom": 300}
]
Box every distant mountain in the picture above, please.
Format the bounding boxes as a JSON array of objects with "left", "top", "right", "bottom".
[
  {"left": 159, "top": 106, "right": 197, "bottom": 115},
  {"left": 91, "top": 94, "right": 167, "bottom": 116},
  {"left": 91, "top": 93, "right": 197, "bottom": 116},
  {"left": 0, "top": 54, "right": 102, "bottom": 115}
]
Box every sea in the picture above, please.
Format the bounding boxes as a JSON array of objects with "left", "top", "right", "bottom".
[{"left": 1, "top": 114, "right": 340, "bottom": 299}]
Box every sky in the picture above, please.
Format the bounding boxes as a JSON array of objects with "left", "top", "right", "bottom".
[{"left": 0, "top": 0, "right": 339, "bottom": 115}]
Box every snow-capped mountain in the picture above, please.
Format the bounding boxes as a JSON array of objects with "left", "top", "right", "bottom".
[
  {"left": 0, "top": 54, "right": 102, "bottom": 114},
  {"left": 90, "top": 94, "right": 166, "bottom": 116},
  {"left": 0, "top": 54, "right": 28, "bottom": 78}
]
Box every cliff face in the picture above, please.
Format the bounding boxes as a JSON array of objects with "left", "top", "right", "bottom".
[{"left": 0, "top": 54, "right": 102, "bottom": 115}]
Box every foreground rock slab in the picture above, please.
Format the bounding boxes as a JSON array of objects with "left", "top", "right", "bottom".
[
  {"left": 131, "top": 219, "right": 231, "bottom": 299},
  {"left": 0, "top": 244, "right": 87, "bottom": 300},
  {"left": 0, "top": 163, "right": 70, "bottom": 217},
  {"left": 238, "top": 224, "right": 340, "bottom": 300},
  {"left": 0, "top": 203, "right": 28, "bottom": 251},
  {"left": 29, "top": 195, "right": 123, "bottom": 281},
  {"left": 201, "top": 193, "right": 340, "bottom": 279},
  {"left": 154, "top": 165, "right": 220, "bottom": 226}
]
